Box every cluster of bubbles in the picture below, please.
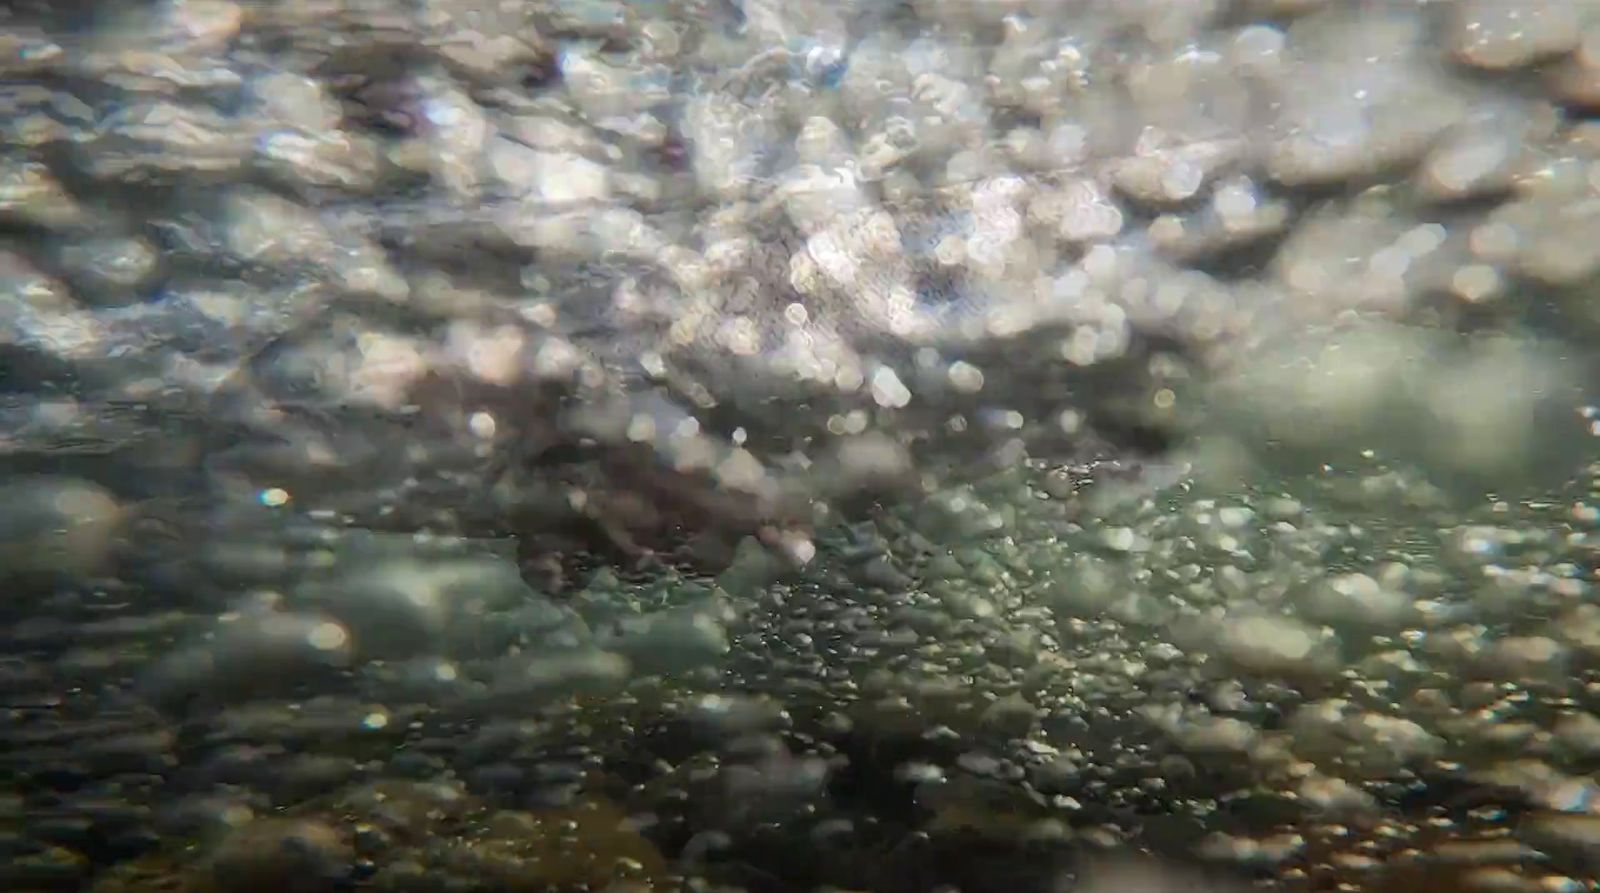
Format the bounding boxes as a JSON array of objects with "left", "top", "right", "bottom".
[{"left": 5, "top": 1, "right": 1600, "bottom": 892}]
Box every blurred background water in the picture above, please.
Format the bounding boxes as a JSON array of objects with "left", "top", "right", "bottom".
[{"left": 6, "top": 1, "right": 1600, "bottom": 891}]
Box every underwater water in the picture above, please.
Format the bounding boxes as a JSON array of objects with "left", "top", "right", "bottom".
[{"left": 6, "top": 1, "right": 1600, "bottom": 891}]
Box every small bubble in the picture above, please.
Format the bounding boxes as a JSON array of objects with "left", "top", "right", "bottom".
[
  {"left": 1214, "top": 178, "right": 1258, "bottom": 220},
  {"left": 947, "top": 361, "right": 985, "bottom": 393},
  {"left": 1233, "top": 25, "right": 1285, "bottom": 66},
  {"left": 784, "top": 302, "right": 809, "bottom": 325},
  {"left": 870, "top": 366, "right": 912, "bottom": 409},
  {"left": 626, "top": 413, "right": 657, "bottom": 443},
  {"left": 1469, "top": 222, "right": 1519, "bottom": 260},
  {"left": 468, "top": 411, "right": 497, "bottom": 439},
  {"left": 1160, "top": 161, "right": 1203, "bottom": 201},
  {"left": 306, "top": 622, "right": 348, "bottom": 651},
  {"left": 1452, "top": 264, "right": 1500, "bottom": 303},
  {"left": 672, "top": 416, "right": 700, "bottom": 439},
  {"left": 259, "top": 487, "right": 290, "bottom": 507}
]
